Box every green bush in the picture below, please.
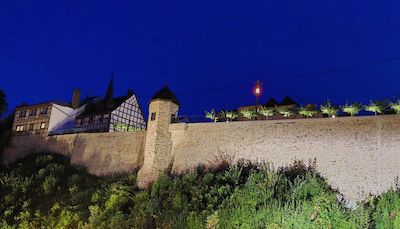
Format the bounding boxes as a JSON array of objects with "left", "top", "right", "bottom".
[{"left": 1, "top": 153, "right": 400, "bottom": 228}]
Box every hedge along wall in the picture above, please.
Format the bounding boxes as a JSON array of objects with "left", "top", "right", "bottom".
[
  {"left": 169, "top": 115, "right": 400, "bottom": 201},
  {"left": 2, "top": 131, "right": 146, "bottom": 176}
]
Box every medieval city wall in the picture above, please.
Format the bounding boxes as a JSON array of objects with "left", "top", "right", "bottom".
[
  {"left": 169, "top": 115, "right": 400, "bottom": 201},
  {"left": 2, "top": 131, "right": 146, "bottom": 176},
  {"left": 3, "top": 114, "right": 400, "bottom": 201}
]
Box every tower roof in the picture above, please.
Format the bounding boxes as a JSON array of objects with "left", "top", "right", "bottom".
[
  {"left": 279, "top": 96, "right": 298, "bottom": 106},
  {"left": 265, "top": 98, "right": 278, "bottom": 107},
  {"left": 104, "top": 76, "right": 114, "bottom": 107},
  {"left": 151, "top": 86, "right": 179, "bottom": 105}
]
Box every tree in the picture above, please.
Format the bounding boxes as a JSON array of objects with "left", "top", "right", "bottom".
[
  {"left": 205, "top": 110, "right": 218, "bottom": 122},
  {"left": 341, "top": 102, "right": 363, "bottom": 116},
  {"left": 222, "top": 111, "right": 238, "bottom": 122},
  {"left": 0, "top": 89, "right": 7, "bottom": 118},
  {"left": 277, "top": 107, "right": 295, "bottom": 118},
  {"left": 239, "top": 109, "right": 257, "bottom": 120},
  {"left": 390, "top": 100, "right": 400, "bottom": 114},
  {"left": 365, "top": 100, "right": 387, "bottom": 115},
  {"left": 320, "top": 100, "right": 339, "bottom": 117},
  {"left": 298, "top": 104, "right": 317, "bottom": 118},
  {"left": 258, "top": 106, "right": 274, "bottom": 119}
]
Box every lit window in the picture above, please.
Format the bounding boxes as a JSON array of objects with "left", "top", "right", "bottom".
[
  {"left": 16, "top": 125, "right": 24, "bottom": 132},
  {"left": 151, "top": 112, "right": 156, "bottom": 121},
  {"left": 19, "top": 111, "right": 26, "bottom": 118},
  {"left": 40, "top": 122, "right": 46, "bottom": 129}
]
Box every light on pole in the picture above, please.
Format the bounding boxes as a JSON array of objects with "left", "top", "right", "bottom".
[{"left": 253, "top": 80, "right": 262, "bottom": 113}]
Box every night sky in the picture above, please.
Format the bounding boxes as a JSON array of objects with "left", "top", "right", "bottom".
[{"left": 1, "top": 1, "right": 400, "bottom": 116}]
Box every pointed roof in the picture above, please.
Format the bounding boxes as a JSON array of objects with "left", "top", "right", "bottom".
[
  {"left": 279, "top": 96, "right": 298, "bottom": 106},
  {"left": 265, "top": 98, "right": 278, "bottom": 107},
  {"left": 151, "top": 86, "right": 179, "bottom": 105},
  {"left": 105, "top": 76, "right": 114, "bottom": 107}
]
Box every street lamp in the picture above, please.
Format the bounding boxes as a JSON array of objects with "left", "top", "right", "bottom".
[{"left": 253, "top": 80, "right": 262, "bottom": 113}]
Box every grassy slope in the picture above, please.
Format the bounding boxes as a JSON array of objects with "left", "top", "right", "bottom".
[{"left": 1, "top": 153, "right": 400, "bottom": 228}]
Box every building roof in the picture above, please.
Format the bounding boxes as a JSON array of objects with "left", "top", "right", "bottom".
[
  {"left": 15, "top": 100, "right": 70, "bottom": 109},
  {"left": 279, "top": 96, "right": 298, "bottom": 106},
  {"left": 77, "top": 94, "right": 132, "bottom": 118},
  {"left": 265, "top": 98, "right": 278, "bottom": 107},
  {"left": 151, "top": 86, "right": 179, "bottom": 105}
]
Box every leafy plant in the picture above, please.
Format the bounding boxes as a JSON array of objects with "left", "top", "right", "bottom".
[
  {"left": 258, "top": 106, "right": 274, "bottom": 118},
  {"left": 341, "top": 102, "right": 363, "bottom": 116},
  {"left": 365, "top": 100, "right": 387, "bottom": 115},
  {"left": 390, "top": 100, "right": 400, "bottom": 114},
  {"left": 277, "top": 107, "right": 295, "bottom": 118},
  {"left": 298, "top": 104, "right": 318, "bottom": 118},
  {"left": 205, "top": 109, "right": 218, "bottom": 122},
  {"left": 222, "top": 111, "right": 238, "bottom": 122},
  {"left": 320, "top": 100, "right": 339, "bottom": 117},
  {"left": 239, "top": 109, "right": 257, "bottom": 120}
]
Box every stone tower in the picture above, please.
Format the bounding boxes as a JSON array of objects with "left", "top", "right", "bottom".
[{"left": 137, "top": 86, "right": 179, "bottom": 188}]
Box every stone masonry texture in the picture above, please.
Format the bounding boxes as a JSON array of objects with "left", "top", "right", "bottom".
[
  {"left": 2, "top": 131, "right": 145, "bottom": 176},
  {"left": 169, "top": 115, "right": 400, "bottom": 202},
  {"left": 3, "top": 114, "right": 400, "bottom": 202}
]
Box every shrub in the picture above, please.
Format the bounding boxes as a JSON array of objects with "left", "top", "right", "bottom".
[
  {"left": 320, "top": 100, "right": 339, "bottom": 117},
  {"left": 42, "top": 175, "right": 57, "bottom": 194},
  {"left": 205, "top": 110, "right": 218, "bottom": 122},
  {"left": 222, "top": 111, "right": 238, "bottom": 122},
  {"left": 365, "top": 100, "right": 387, "bottom": 115},
  {"left": 258, "top": 106, "right": 274, "bottom": 118},
  {"left": 277, "top": 106, "right": 295, "bottom": 118},
  {"left": 390, "top": 100, "right": 400, "bottom": 114},
  {"left": 298, "top": 104, "right": 318, "bottom": 118},
  {"left": 239, "top": 109, "right": 257, "bottom": 120},
  {"left": 341, "top": 102, "right": 363, "bottom": 116}
]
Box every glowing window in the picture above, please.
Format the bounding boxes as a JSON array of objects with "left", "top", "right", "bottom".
[{"left": 40, "top": 122, "right": 46, "bottom": 129}]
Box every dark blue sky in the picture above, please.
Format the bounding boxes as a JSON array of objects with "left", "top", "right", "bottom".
[{"left": 1, "top": 0, "right": 400, "bottom": 116}]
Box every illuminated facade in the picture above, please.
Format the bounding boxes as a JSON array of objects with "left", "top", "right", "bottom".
[{"left": 74, "top": 79, "right": 146, "bottom": 133}]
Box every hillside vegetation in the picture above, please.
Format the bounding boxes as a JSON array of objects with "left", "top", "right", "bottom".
[{"left": 1, "top": 153, "right": 400, "bottom": 228}]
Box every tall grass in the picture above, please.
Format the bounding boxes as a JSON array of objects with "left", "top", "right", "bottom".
[{"left": 0, "top": 153, "right": 399, "bottom": 228}]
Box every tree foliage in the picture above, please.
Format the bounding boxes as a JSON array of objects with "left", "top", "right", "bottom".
[
  {"left": 0, "top": 153, "right": 399, "bottom": 228},
  {"left": 365, "top": 100, "right": 387, "bottom": 115},
  {"left": 222, "top": 111, "right": 238, "bottom": 122},
  {"left": 277, "top": 106, "right": 295, "bottom": 118},
  {"left": 239, "top": 109, "right": 257, "bottom": 120},
  {"left": 320, "top": 100, "right": 339, "bottom": 117},
  {"left": 341, "top": 102, "right": 363, "bottom": 116},
  {"left": 390, "top": 100, "right": 400, "bottom": 114},
  {"left": 298, "top": 104, "right": 317, "bottom": 118},
  {"left": 258, "top": 106, "right": 274, "bottom": 118},
  {"left": 205, "top": 110, "right": 218, "bottom": 122}
]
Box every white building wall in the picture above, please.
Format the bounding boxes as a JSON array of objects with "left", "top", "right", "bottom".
[{"left": 48, "top": 104, "right": 86, "bottom": 133}]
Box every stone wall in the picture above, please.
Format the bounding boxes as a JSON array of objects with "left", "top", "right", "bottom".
[
  {"left": 169, "top": 115, "right": 400, "bottom": 201},
  {"left": 3, "top": 113, "right": 400, "bottom": 202},
  {"left": 2, "top": 131, "right": 146, "bottom": 176}
]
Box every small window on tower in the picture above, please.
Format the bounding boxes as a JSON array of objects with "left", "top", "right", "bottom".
[
  {"left": 150, "top": 112, "right": 156, "bottom": 121},
  {"left": 171, "top": 114, "right": 176, "bottom": 123}
]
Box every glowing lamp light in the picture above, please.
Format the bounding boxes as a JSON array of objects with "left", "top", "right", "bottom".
[{"left": 253, "top": 81, "right": 262, "bottom": 97}]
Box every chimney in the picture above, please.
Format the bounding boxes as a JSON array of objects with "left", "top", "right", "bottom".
[{"left": 72, "top": 89, "right": 81, "bottom": 109}]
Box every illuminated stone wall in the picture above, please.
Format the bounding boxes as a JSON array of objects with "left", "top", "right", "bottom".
[
  {"left": 137, "top": 99, "right": 179, "bottom": 188},
  {"left": 169, "top": 115, "right": 400, "bottom": 201},
  {"left": 3, "top": 113, "right": 400, "bottom": 202},
  {"left": 2, "top": 131, "right": 145, "bottom": 176}
]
